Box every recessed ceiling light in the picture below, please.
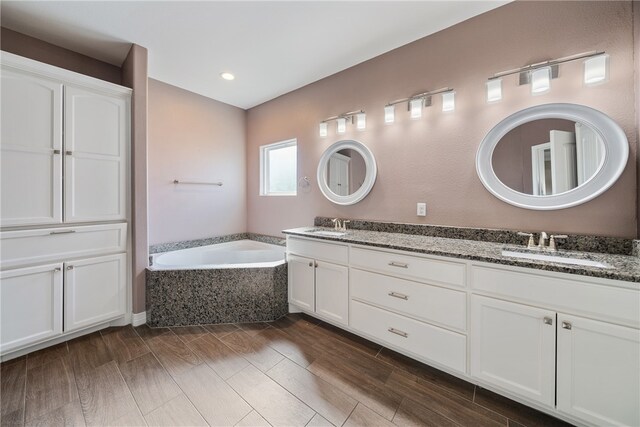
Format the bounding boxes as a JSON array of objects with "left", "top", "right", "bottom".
[{"left": 220, "top": 72, "right": 235, "bottom": 81}]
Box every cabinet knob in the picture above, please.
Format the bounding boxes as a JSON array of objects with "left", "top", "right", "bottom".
[
  {"left": 53, "top": 267, "right": 61, "bottom": 272},
  {"left": 65, "top": 150, "right": 73, "bottom": 155},
  {"left": 561, "top": 321, "right": 572, "bottom": 330},
  {"left": 543, "top": 316, "right": 553, "bottom": 325},
  {"left": 308, "top": 262, "right": 313, "bottom": 267},
  {"left": 53, "top": 149, "right": 61, "bottom": 155},
  {"left": 66, "top": 265, "right": 74, "bottom": 270}
]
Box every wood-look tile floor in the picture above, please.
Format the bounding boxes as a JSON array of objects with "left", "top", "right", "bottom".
[{"left": 0, "top": 314, "right": 574, "bottom": 427}]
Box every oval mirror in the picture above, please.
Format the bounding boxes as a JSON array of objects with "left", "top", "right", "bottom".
[
  {"left": 317, "top": 140, "right": 377, "bottom": 205},
  {"left": 476, "top": 104, "right": 628, "bottom": 210}
]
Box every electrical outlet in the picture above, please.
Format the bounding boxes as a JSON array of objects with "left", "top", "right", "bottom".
[{"left": 417, "top": 202, "right": 426, "bottom": 216}]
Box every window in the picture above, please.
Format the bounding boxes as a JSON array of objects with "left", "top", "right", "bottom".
[{"left": 260, "top": 139, "right": 297, "bottom": 196}]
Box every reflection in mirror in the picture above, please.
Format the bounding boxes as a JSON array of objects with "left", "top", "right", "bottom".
[
  {"left": 326, "top": 149, "right": 367, "bottom": 196},
  {"left": 492, "top": 119, "right": 604, "bottom": 196}
]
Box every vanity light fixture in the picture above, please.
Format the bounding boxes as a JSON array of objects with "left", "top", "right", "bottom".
[
  {"left": 409, "top": 99, "right": 423, "bottom": 119},
  {"left": 584, "top": 54, "right": 609, "bottom": 85},
  {"left": 441, "top": 91, "right": 455, "bottom": 112},
  {"left": 318, "top": 109, "right": 365, "bottom": 137},
  {"left": 488, "top": 50, "right": 606, "bottom": 97},
  {"left": 385, "top": 87, "right": 454, "bottom": 121},
  {"left": 486, "top": 78, "right": 502, "bottom": 103},
  {"left": 530, "top": 67, "right": 551, "bottom": 94},
  {"left": 356, "top": 112, "right": 366, "bottom": 130},
  {"left": 319, "top": 122, "right": 328, "bottom": 137},
  {"left": 384, "top": 105, "right": 395, "bottom": 123}
]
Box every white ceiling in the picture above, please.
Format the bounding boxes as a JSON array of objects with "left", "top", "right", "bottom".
[{"left": 1, "top": 1, "right": 508, "bottom": 109}]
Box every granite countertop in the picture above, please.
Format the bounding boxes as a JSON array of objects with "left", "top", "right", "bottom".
[{"left": 283, "top": 227, "right": 640, "bottom": 283}]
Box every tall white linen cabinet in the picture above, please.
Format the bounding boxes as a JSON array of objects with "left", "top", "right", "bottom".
[{"left": 0, "top": 52, "right": 131, "bottom": 358}]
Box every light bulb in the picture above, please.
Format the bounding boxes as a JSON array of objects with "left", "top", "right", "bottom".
[
  {"left": 410, "top": 99, "right": 423, "bottom": 119},
  {"left": 486, "top": 79, "right": 502, "bottom": 103},
  {"left": 384, "top": 105, "right": 395, "bottom": 123},
  {"left": 584, "top": 54, "right": 608, "bottom": 85},
  {"left": 337, "top": 117, "right": 346, "bottom": 134},
  {"left": 356, "top": 112, "right": 366, "bottom": 130},
  {"left": 319, "top": 122, "right": 328, "bottom": 137},
  {"left": 441, "top": 91, "right": 455, "bottom": 112},
  {"left": 531, "top": 67, "right": 551, "bottom": 94}
]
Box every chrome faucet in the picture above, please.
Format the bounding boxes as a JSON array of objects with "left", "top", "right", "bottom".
[
  {"left": 331, "top": 218, "right": 350, "bottom": 232},
  {"left": 538, "top": 232, "right": 548, "bottom": 249},
  {"left": 548, "top": 234, "right": 568, "bottom": 252}
]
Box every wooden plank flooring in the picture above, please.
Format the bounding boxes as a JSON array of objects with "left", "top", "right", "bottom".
[{"left": 0, "top": 313, "right": 574, "bottom": 426}]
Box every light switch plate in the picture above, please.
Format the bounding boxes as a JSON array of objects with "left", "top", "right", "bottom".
[{"left": 417, "top": 202, "right": 426, "bottom": 216}]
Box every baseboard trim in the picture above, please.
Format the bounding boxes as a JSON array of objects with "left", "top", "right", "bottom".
[{"left": 132, "top": 311, "right": 146, "bottom": 326}]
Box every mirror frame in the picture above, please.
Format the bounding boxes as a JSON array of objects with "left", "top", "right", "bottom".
[
  {"left": 476, "top": 103, "right": 628, "bottom": 210},
  {"left": 317, "top": 139, "right": 377, "bottom": 205}
]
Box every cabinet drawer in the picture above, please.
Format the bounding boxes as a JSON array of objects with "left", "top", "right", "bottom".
[
  {"left": 351, "top": 268, "right": 466, "bottom": 331},
  {"left": 287, "top": 237, "right": 348, "bottom": 265},
  {"left": 350, "top": 299, "right": 466, "bottom": 373},
  {"left": 350, "top": 247, "right": 465, "bottom": 288},
  {"left": 471, "top": 264, "right": 640, "bottom": 327},
  {"left": 1, "top": 223, "right": 127, "bottom": 268}
]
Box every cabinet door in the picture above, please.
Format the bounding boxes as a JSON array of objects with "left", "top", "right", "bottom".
[
  {"left": 1, "top": 68, "right": 63, "bottom": 227},
  {"left": 64, "top": 85, "right": 128, "bottom": 222},
  {"left": 557, "top": 314, "right": 640, "bottom": 426},
  {"left": 287, "top": 254, "right": 315, "bottom": 311},
  {"left": 315, "top": 261, "right": 349, "bottom": 325},
  {"left": 64, "top": 253, "right": 126, "bottom": 332},
  {"left": 470, "top": 295, "right": 556, "bottom": 407},
  {"left": 0, "top": 263, "right": 63, "bottom": 354}
]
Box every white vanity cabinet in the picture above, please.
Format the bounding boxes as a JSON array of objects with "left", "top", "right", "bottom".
[
  {"left": 0, "top": 52, "right": 131, "bottom": 358},
  {"left": 556, "top": 314, "right": 640, "bottom": 427},
  {"left": 287, "top": 237, "right": 349, "bottom": 325},
  {"left": 470, "top": 295, "right": 556, "bottom": 406},
  {"left": 471, "top": 263, "right": 640, "bottom": 427},
  {"left": 0, "top": 264, "right": 64, "bottom": 353},
  {"left": 0, "top": 69, "right": 63, "bottom": 227},
  {"left": 285, "top": 232, "right": 640, "bottom": 427},
  {"left": 1, "top": 55, "right": 130, "bottom": 227}
]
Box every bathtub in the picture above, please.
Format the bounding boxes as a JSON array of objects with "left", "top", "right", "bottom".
[
  {"left": 151, "top": 239, "right": 285, "bottom": 269},
  {"left": 146, "top": 238, "right": 288, "bottom": 327}
]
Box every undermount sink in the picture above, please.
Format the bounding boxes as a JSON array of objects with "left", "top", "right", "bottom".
[
  {"left": 305, "top": 229, "right": 346, "bottom": 237},
  {"left": 501, "top": 250, "right": 610, "bottom": 269}
]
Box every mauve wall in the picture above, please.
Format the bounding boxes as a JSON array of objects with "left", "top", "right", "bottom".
[
  {"left": 148, "top": 79, "right": 247, "bottom": 245},
  {"left": 1, "top": 27, "right": 121, "bottom": 84},
  {"left": 246, "top": 1, "right": 638, "bottom": 238}
]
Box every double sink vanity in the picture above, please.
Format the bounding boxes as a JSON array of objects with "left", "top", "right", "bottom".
[
  {"left": 290, "top": 102, "right": 639, "bottom": 426},
  {"left": 284, "top": 223, "right": 639, "bottom": 427}
]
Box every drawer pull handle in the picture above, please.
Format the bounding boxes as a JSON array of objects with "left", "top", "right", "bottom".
[
  {"left": 53, "top": 149, "right": 61, "bottom": 154},
  {"left": 65, "top": 150, "right": 73, "bottom": 155},
  {"left": 562, "top": 321, "right": 572, "bottom": 330},
  {"left": 50, "top": 230, "right": 76, "bottom": 235},
  {"left": 388, "top": 291, "right": 409, "bottom": 300},
  {"left": 543, "top": 316, "right": 553, "bottom": 325},
  {"left": 388, "top": 327, "right": 408, "bottom": 338},
  {"left": 388, "top": 261, "right": 408, "bottom": 268}
]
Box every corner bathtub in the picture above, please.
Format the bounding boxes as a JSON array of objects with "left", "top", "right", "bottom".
[{"left": 146, "top": 239, "right": 288, "bottom": 327}]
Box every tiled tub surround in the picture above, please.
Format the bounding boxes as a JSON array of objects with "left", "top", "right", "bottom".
[
  {"left": 146, "top": 234, "right": 287, "bottom": 327},
  {"left": 314, "top": 217, "right": 634, "bottom": 256},
  {"left": 288, "top": 226, "right": 639, "bottom": 283}
]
